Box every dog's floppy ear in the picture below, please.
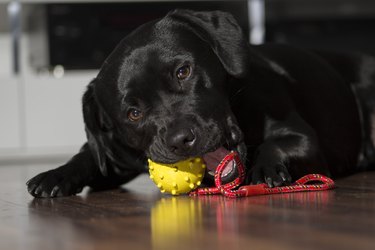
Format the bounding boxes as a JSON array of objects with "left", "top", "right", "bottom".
[
  {"left": 168, "top": 9, "right": 251, "bottom": 77},
  {"left": 82, "top": 80, "right": 113, "bottom": 176}
]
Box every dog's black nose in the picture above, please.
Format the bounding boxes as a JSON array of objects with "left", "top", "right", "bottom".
[{"left": 166, "top": 128, "right": 196, "bottom": 154}]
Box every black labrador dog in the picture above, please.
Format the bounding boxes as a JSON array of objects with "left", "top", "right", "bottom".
[{"left": 27, "top": 10, "right": 375, "bottom": 198}]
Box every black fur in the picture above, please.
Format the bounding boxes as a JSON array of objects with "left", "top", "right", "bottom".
[{"left": 27, "top": 10, "right": 375, "bottom": 198}]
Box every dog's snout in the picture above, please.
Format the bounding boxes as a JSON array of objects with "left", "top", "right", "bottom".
[{"left": 166, "top": 128, "right": 196, "bottom": 154}]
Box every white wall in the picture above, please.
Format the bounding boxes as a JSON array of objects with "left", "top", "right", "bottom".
[{"left": 0, "top": 4, "right": 97, "bottom": 159}]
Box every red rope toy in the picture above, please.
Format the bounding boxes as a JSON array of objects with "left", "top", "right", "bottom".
[{"left": 190, "top": 151, "right": 335, "bottom": 198}]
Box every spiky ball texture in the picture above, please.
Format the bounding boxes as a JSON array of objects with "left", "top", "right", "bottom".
[{"left": 148, "top": 158, "right": 206, "bottom": 195}]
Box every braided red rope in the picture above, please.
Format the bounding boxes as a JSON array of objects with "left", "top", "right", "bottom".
[{"left": 190, "top": 151, "right": 335, "bottom": 198}]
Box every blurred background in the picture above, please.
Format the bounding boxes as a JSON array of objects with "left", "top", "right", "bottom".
[{"left": 0, "top": 0, "right": 375, "bottom": 164}]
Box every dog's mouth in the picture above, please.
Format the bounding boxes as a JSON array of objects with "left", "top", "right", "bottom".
[
  {"left": 203, "top": 147, "right": 234, "bottom": 176},
  {"left": 202, "top": 143, "right": 246, "bottom": 184}
]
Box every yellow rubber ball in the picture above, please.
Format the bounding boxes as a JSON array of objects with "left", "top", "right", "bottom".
[{"left": 148, "top": 158, "right": 206, "bottom": 195}]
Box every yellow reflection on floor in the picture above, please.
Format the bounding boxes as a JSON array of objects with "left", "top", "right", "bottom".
[{"left": 151, "top": 196, "right": 203, "bottom": 249}]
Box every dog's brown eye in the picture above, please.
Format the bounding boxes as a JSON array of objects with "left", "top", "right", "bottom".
[
  {"left": 128, "top": 109, "right": 143, "bottom": 122},
  {"left": 176, "top": 65, "right": 191, "bottom": 80}
]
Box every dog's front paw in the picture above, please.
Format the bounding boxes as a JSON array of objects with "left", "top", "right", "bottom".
[
  {"left": 250, "top": 163, "right": 292, "bottom": 187},
  {"left": 27, "top": 169, "right": 84, "bottom": 198}
]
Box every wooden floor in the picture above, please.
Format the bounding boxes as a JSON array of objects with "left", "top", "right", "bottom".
[{"left": 0, "top": 163, "right": 375, "bottom": 250}]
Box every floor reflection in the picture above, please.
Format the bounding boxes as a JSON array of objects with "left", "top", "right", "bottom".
[
  {"left": 151, "top": 197, "right": 204, "bottom": 249},
  {"left": 150, "top": 190, "right": 335, "bottom": 250},
  {"left": 27, "top": 181, "right": 335, "bottom": 250}
]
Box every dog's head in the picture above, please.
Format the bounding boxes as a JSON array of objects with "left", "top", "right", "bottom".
[{"left": 83, "top": 10, "right": 251, "bottom": 177}]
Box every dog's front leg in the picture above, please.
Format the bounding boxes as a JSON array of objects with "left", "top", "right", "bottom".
[
  {"left": 249, "top": 112, "right": 329, "bottom": 187},
  {"left": 26, "top": 143, "right": 103, "bottom": 198},
  {"left": 26, "top": 143, "right": 140, "bottom": 198}
]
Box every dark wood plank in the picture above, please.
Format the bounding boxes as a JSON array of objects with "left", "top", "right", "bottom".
[{"left": 0, "top": 164, "right": 375, "bottom": 250}]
